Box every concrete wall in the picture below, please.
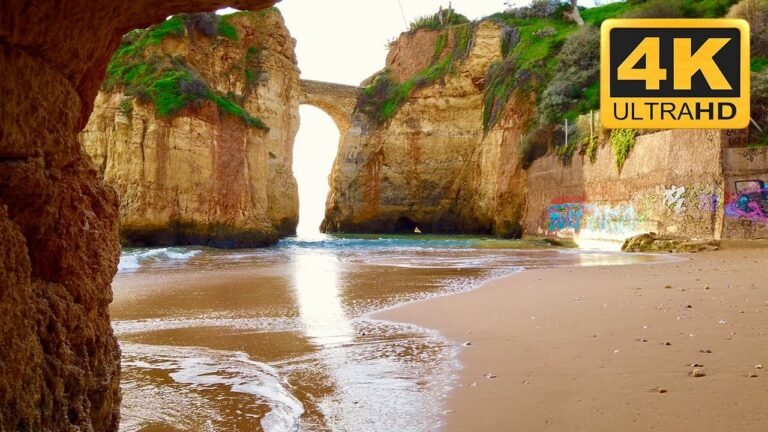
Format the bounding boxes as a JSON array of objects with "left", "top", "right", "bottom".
[
  {"left": 524, "top": 128, "right": 746, "bottom": 245},
  {"left": 722, "top": 140, "right": 768, "bottom": 239}
]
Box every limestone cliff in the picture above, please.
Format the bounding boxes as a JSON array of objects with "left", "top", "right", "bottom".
[
  {"left": 322, "top": 21, "right": 532, "bottom": 236},
  {"left": 0, "top": 1, "right": 276, "bottom": 430},
  {"left": 81, "top": 9, "right": 299, "bottom": 247}
]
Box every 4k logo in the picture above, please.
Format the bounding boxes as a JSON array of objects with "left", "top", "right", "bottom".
[{"left": 601, "top": 19, "right": 750, "bottom": 129}]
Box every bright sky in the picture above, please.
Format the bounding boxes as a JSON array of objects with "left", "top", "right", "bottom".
[{"left": 224, "top": 0, "right": 614, "bottom": 236}]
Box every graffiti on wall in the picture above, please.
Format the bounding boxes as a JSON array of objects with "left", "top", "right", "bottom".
[
  {"left": 546, "top": 202, "right": 646, "bottom": 238},
  {"left": 662, "top": 185, "right": 686, "bottom": 214},
  {"left": 548, "top": 203, "right": 584, "bottom": 233},
  {"left": 698, "top": 192, "right": 719, "bottom": 212},
  {"left": 726, "top": 180, "right": 768, "bottom": 222}
]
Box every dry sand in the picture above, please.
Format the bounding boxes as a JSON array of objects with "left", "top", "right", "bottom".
[{"left": 377, "top": 246, "right": 768, "bottom": 431}]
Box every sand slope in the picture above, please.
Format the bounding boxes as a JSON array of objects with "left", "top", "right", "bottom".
[{"left": 379, "top": 248, "right": 768, "bottom": 431}]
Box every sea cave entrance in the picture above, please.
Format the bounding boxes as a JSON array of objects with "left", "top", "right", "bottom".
[{"left": 293, "top": 105, "right": 340, "bottom": 238}]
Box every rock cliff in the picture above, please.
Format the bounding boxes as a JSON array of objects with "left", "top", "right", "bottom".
[
  {"left": 80, "top": 9, "right": 299, "bottom": 247},
  {"left": 0, "top": 0, "right": 276, "bottom": 430},
  {"left": 322, "top": 21, "right": 532, "bottom": 237}
]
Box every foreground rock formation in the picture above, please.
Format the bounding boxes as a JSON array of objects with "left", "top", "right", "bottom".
[
  {"left": 323, "top": 21, "right": 531, "bottom": 237},
  {"left": 81, "top": 9, "right": 300, "bottom": 247},
  {"left": 0, "top": 0, "right": 275, "bottom": 429}
]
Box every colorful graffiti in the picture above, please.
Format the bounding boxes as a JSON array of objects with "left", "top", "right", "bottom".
[
  {"left": 726, "top": 180, "right": 768, "bottom": 222},
  {"left": 548, "top": 203, "right": 584, "bottom": 233},
  {"left": 546, "top": 202, "right": 646, "bottom": 237},
  {"left": 698, "top": 192, "right": 719, "bottom": 212},
  {"left": 663, "top": 185, "right": 687, "bottom": 214}
]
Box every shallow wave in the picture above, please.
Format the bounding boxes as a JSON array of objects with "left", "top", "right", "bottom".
[
  {"left": 121, "top": 342, "right": 304, "bottom": 432},
  {"left": 277, "top": 234, "right": 552, "bottom": 252},
  {"left": 118, "top": 247, "right": 202, "bottom": 273},
  {"left": 113, "top": 316, "right": 300, "bottom": 336}
]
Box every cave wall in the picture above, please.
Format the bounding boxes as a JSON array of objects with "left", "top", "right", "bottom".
[{"left": 0, "top": 0, "right": 275, "bottom": 429}]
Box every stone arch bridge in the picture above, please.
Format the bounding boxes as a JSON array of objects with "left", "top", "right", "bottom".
[{"left": 298, "top": 79, "right": 361, "bottom": 136}]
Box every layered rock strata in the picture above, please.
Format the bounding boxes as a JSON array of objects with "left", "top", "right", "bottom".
[{"left": 81, "top": 9, "right": 300, "bottom": 247}]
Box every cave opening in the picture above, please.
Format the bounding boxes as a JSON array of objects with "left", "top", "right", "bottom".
[
  {"left": 293, "top": 105, "right": 340, "bottom": 239},
  {"left": 394, "top": 216, "right": 420, "bottom": 233}
]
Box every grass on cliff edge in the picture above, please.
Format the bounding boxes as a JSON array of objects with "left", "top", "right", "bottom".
[
  {"left": 357, "top": 22, "right": 475, "bottom": 123},
  {"left": 105, "top": 12, "right": 268, "bottom": 130}
]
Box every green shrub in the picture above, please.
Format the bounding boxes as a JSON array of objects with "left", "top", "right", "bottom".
[
  {"left": 556, "top": 132, "right": 578, "bottom": 164},
  {"left": 539, "top": 25, "right": 600, "bottom": 123},
  {"left": 217, "top": 17, "right": 239, "bottom": 40},
  {"left": 118, "top": 98, "right": 134, "bottom": 116},
  {"left": 433, "top": 32, "right": 448, "bottom": 62},
  {"left": 752, "top": 57, "right": 768, "bottom": 72},
  {"left": 503, "top": 0, "right": 570, "bottom": 19},
  {"left": 409, "top": 7, "right": 470, "bottom": 32},
  {"left": 210, "top": 94, "right": 268, "bottom": 130},
  {"left": 357, "top": 24, "right": 475, "bottom": 123},
  {"left": 728, "top": 0, "right": 768, "bottom": 57},
  {"left": 483, "top": 58, "right": 518, "bottom": 131},
  {"left": 748, "top": 69, "right": 768, "bottom": 145},
  {"left": 623, "top": 0, "right": 738, "bottom": 18},
  {"left": 104, "top": 13, "right": 265, "bottom": 129},
  {"left": 610, "top": 129, "right": 637, "bottom": 173},
  {"left": 245, "top": 46, "right": 265, "bottom": 84},
  {"left": 583, "top": 134, "right": 599, "bottom": 163}
]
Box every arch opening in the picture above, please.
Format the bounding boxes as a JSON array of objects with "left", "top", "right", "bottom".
[{"left": 293, "top": 105, "right": 340, "bottom": 238}]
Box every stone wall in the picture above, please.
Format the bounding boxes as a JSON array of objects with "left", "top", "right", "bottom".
[
  {"left": 722, "top": 142, "right": 768, "bottom": 239},
  {"left": 525, "top": 127, "right": 768, "bottom": 244}
]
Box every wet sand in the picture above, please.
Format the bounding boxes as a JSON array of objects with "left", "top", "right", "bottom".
[{"left": 378, "top": 246, "right": 768, "bottom": 431}]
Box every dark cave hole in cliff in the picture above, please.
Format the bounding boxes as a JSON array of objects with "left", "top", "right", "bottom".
[
  {"left": 394, "top": 216, "right": 419, "bottom": 233},
  {"left": 293, "top": 105, "right": 340, "bottom": 237}
]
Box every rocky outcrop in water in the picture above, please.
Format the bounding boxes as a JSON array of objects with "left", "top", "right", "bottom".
[
  {"left": 322, "top": 21, "right": 531, "bottom": 237},
  {"left": 81, "top": 9, "right": 300, "bottom": 247},
  {"left": 0, "top": 0, "right": 275, "bottom": 430}
]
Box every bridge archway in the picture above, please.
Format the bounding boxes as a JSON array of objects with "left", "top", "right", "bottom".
[{"left": 298, "top": 80, "right": 360, "bottom": 137}]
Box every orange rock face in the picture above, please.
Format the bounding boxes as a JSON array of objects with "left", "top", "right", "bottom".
[
  {"left": 81, "top": 10, "right": 300, "bottom": 247},
  {"left": 0, "top": 0, "right": 275, "bottom": 429}
]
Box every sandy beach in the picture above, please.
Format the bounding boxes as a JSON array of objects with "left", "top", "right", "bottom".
[{"left": 378, "top": 245, "right": 768, "bottom": 431}]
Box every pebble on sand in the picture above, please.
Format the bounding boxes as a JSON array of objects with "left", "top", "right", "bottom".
[
  {"left": 699, "top": 349, "right": 713, "bottom": 354},
  {"left": 755, "top": 364, "right": 763, "bottom": 369},
  {"left": 484, "top": 373, "right": 497, "bottom": 379},
  {"left": 746, "top": 372, "right": 759, "bottom": 378},
  {"left": 690, "top": 368, "right": 706, "bottom": 378},
  {"left": 690, "top": 363, "right": 704, "bottom": 367},
  {"left": 463, "top": 341, "right": 472, "bottom": 347}
]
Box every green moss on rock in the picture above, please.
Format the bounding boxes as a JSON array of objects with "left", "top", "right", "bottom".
[{"left": 104, "top": 12, "right": 268, "bottom": 130}]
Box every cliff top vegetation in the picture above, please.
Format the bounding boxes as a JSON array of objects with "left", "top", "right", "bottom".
[
  {"left": 104, "top": 10, "right": 277, "bottom": 130},
  {"left": 357, "top": 0, "right": 768, "bottom": 168}
]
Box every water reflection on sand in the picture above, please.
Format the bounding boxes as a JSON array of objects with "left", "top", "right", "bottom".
[{"left": 111, "top": 235, "right": 668, "bottom": 431}]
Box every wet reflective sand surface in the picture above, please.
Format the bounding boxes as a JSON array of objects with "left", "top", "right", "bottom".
[{"left": 111, "top": 236, "right": 664, "bottom": 431}]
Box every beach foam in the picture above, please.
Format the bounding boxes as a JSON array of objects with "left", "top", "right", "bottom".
[
  {"left": 121, "top": 342, "right": 303, "bottom": 432},
  {"left": 118, "top": 247, "right": 202, "bottom": 273}
]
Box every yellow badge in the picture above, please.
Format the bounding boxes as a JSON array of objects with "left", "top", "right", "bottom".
[{"left": 601, "top": 19, "right": 750, "bottom": 129}]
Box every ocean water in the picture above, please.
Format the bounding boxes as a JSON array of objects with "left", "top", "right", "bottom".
[{"left": 111, "top": 234, "right": 662, "bottom": 431}]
